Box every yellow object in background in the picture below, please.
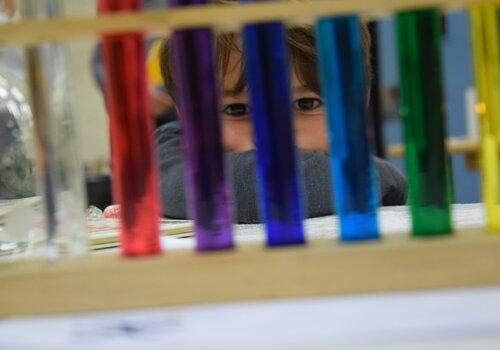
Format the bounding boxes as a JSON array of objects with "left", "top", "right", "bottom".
[
  {"left": 471, "top": 4, "right": 500, "bottom": 231},
  {"left": 147, "top": 39, "right": 164, "bottom": 87}
]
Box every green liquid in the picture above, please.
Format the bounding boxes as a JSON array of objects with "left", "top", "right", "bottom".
[{"left": 395, "top": 9, "right": 453, "bottom": 236}]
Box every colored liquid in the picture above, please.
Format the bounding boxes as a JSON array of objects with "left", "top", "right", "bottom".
[
  {"left": 168, "top": 0, "right": 234, "bottom": 251},
  {"left": 242, "top": 21, "right": 305, "bottom": 246},
  {"left": 99, "top": 0, "right": 162, "bottom": 256},
  {"left": 395, "top": 9, "right": 453, "bottom": 236},
  {"left": 316, "top": 17, "right": 379, "bottom": 242},
  {"left": 470, "top": 5, "right": 500, "bottom": 231}
]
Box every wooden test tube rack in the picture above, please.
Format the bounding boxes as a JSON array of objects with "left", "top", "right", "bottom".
[{"left": 1, "top": 0, "right": 499, "bottom": 318}]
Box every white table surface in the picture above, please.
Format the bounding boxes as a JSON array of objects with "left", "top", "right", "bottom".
[
  {"left": 1, "top": 287, "right": 499, "bottom": 350},
  {"left": 163, "top": 203, "right": 486, "bottom": 250}
]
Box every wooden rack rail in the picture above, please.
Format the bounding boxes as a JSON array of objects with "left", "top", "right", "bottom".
[
  {"left": 387, "top": 138, "right": 480, "bottom": 169},
  {"left": 0, "top": 0, "right": 489, "bottom": 47},
  {"left": 1, "top": 229, "right": 500, "bottom": 317}
]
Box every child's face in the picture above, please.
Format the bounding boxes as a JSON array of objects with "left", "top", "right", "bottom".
[{"left": 220, "top": 49, "right": 329, "bottom": 153}]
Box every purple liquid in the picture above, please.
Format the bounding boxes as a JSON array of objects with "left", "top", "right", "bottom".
[{"left": 169, "top": 23, "right": 234, "bottom": 251}]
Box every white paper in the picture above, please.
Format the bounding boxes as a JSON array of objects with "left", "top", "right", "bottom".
[{"left": 1, "top": 287, "right": 500, "bottom": 349}]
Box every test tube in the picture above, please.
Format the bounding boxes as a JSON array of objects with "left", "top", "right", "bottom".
[
  {"left": 21, "top": 0, "right": 88, "bottom": 258},
  {"left": 316, "top": 16, "right": 379, "bottom": 241},
  {"left": 470, "top": 4, "right": 500, "bottom": 232},
  {"left": 167, "top": 0, "right": 234, "bottom": 251},
  {"left": 99, "top": 0, "right": 162, "bottom": 256},
  {"left": 395, "top": 9, "right": 453, "bottom": 236},
  {"left": 241, "top": 12, "right": 305, "bottom": 246}
]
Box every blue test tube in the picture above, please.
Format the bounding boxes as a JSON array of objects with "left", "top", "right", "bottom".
[
  {"left": 242, "top": 19, "right": 305, "bottom": 246},
  {"left": 316, "top": 16, "right": 379, "bottom": 241}
]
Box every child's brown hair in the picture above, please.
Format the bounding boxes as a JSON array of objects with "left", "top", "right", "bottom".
[{"left": 160, "top": 16, "right": 372, "bottom": 101}]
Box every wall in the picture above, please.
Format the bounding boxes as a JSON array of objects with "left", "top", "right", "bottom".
[{"left": 62, "top": 0, "right": 110, "bottom": 171}]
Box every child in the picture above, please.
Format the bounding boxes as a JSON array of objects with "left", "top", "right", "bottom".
[{"left": 156, "top": 24, "right": 407, "bottom": 224}]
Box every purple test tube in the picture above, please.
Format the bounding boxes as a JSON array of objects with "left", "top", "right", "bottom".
[{"left": 168, "top": 0, "right": 234, "bottom": 251}]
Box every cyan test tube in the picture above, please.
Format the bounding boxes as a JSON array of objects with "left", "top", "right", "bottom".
[{"left": 316, "top": 16, "right": 379, "bottom": 241}]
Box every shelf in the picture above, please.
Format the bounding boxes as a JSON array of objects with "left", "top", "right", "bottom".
[
  {"left": 387, "top": 138, "right": 480, "bottom": 169},
  {"left": 1, "top": 228, "right": 500, "bottom": 318}
]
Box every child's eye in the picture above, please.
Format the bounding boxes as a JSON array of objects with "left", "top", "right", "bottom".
[
  {"left": 222, "top": 103, "right": 250, "bottom": 117},
  {"left": 294, "top": 98, "right": 323, "bottom": 111}
]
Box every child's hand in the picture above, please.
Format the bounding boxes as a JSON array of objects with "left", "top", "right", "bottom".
[
  {"left": 149, "top": 86, "right": 173, "bottom": 118},
  {"left": 1, "top": 0, "right": 16, "bottom": 18}
]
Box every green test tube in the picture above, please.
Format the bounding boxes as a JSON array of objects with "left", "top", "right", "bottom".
[{"left": 395, "top": 9, "right": 453, "bottom": 236}]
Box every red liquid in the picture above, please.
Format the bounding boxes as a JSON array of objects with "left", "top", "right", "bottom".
[{"left": 99, "top": 0, "right": 161, "bottom": 256}]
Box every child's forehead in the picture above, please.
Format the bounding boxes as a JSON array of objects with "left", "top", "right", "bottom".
[
  {"left": 219, "top": 35, "right": 318, "bottom": 95},
  {"left": 224, "top": 48, "right": 243, "bottom": 72},
  {"left": 221, "top": 65, "right": 314, "bottom": 97},
  {"left": 221, "top": 49, "right": 244, "bottom": 92}
]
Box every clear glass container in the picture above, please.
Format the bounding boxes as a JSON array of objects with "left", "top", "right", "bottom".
[
  {"left": 20, "top": 0, "right": 88, "bottom": 259},
  {"left": 0, "top": 65, "right": 39, "bottom": 257}
]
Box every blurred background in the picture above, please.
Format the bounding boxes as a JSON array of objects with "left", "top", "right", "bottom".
[
  {"left": 0, "top": 0, "right": 174, "bottom": 209},
  {"left": 0, "top": 1, "right": 482, "bottom": 207}
]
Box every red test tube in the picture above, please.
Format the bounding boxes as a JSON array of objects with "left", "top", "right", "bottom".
[{"left": 98, "top": 0, "right": 162, "bottom": 256}]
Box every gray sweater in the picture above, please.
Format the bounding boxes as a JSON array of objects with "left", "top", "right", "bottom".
[{"left": 156, "top": 121, "right": 407, "bottom": 224}]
